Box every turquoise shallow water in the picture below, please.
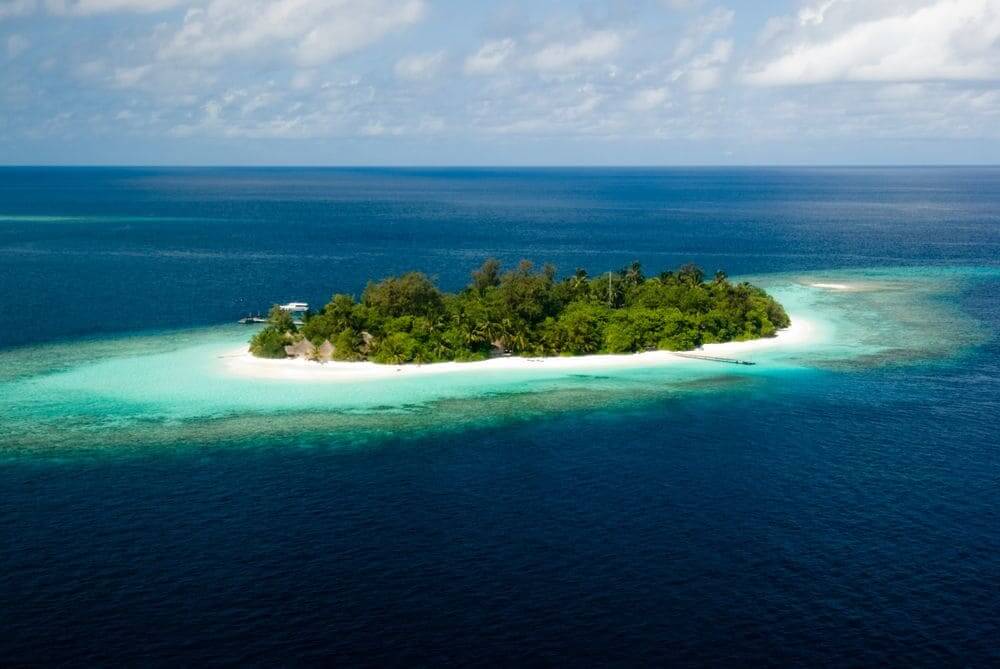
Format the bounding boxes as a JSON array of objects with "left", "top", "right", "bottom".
[{"left": 0, "top": 267, "right": 989, "bottom": 453}]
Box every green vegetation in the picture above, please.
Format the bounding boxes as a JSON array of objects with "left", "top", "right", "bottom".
[
  {"left": 248, "top": 305, "right": 297, "bottom": 358},
  {"left": 249, "top": 260, "right": 790, "bottom": 363}
]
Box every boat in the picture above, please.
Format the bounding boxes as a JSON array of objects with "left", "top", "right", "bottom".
[
  {"left": 239, "top": 301, "right": 309, "bottom": 325},
  {"left": 279, "top": 302, "right": 309, "bottom": 312}
]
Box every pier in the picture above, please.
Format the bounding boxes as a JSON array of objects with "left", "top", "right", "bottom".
[
  {"left": 239, "top": 315, "right": 305, "bottom": 326},
  {"left": 239, "top": 301, "right": 309, "bottom": 325},
  {"left": 672, "top": 352, "right": 756, "bottom": 366}
]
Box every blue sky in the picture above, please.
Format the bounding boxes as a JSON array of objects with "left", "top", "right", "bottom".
[{"left": 1, "top": 0, "right": 998, "bottom": 165}]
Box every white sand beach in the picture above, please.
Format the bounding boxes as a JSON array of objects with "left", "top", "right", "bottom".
[
  {"left": 810, "top": 282, "right": 852, "bottom": 290},
  {"left": 221, "top": 313, "right": 819, "bottom": 383}
]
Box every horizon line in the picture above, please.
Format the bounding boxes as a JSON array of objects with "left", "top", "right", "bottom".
[{"left": 2, "top": 163, "right": 999, "bottom": 169}]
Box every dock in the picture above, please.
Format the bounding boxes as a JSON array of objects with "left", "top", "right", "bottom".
[
  {"left": 239, "top": 316, "right": 304, "bottom": 326},
  {"left": 239, "top": 301, "right": 309, "bottom": 326},
  {"left": 672, "top": 352, "right": 756, "bottom": 366}
]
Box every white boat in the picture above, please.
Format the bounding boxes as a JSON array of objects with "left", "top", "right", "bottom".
[{"left": 278, "top": 302, "right": 309, "bottom": 312}]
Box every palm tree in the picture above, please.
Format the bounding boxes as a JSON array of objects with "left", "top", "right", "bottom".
[
  {"left": 432, "top": 338, "right": 451, "bottom": 360},
  {"left": 622, "top": 261, "right": 644, "bottom": 288},
  {"left": 476, "top": 308, "right": 507, "bottom": 347},
  {"left": 377, "top": 335, "right": 409, "bottom": 364},
  {"left": 678, "top": 263, "right": 705, "bottom": 286},
  {"left": 507, "top": 327, "right": 529, "bottom": 353}
]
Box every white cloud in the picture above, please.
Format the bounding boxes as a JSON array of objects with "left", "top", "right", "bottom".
[
  {"left": 745, "top": 0, "right": 1000, "bottom": 86},
  {"left": 0, "top": 0, "right": 36, "bottom": 20},
  {"left": 526, "top": 30, "right": 621, "bottom": 71},
  {"left": 797, "top": 0, "right": 838, "bottom": 26},
  {"left": 163, "top": 75, "right": 395, "bottom": 140},
  {"left": 680, "top": 38, "right": 732, "bottom": 91},
  {"left": 673, "top": 7, "right": 733, "bottom": 59},
  {"left": 361, "top": 120, "right": 393, "bottom": 136},
  {"left": 171, "top": 88, "right": 315, "bottom": 138},
  {"left": 627, "top": 86, "right": 669, "bottom": 111},
  {"left": 661, "top": 0, "right": 704, "bottom": 9},
  {"left": 394, "top": 50, "right": 444, "bottom": 80},
  {"left": 6, "top": 33, "right": 29, "bottom": 57},
  {"left": 415, "top": 115, "right": 444, "bottom": 133},
  {"left": 44, "top": 0, "right": 188, "bottom": 14},
  {"left": 464, "top": 38, "right": 515, "bottom": 75},
  {"left": 113, "top": 64, "right": 150, "bottom": 87},
  {"left": 484, "top": 81, "right": 612, "bottom": 135},
  {"left": 290, "top": 70, "right": 315, "bottom": 90},
  {"left": 75, "top": 58, "right": 104, "bottom": 77},
  {"left": 6, "top": 0, "right": 1000, "bottom": 157},
  {"left": 661, "top": 7, "right": 735, "bottom": 92},
  {"left": 158, "top": 0, "right": 426, "bottom": 66},
  {"left": 360, "top": 116, "right": 442, "bottom": 137}
]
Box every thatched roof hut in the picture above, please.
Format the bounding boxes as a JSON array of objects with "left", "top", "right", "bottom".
[{"left": 284, "top": 338, "right": 316, "bottom": 359}]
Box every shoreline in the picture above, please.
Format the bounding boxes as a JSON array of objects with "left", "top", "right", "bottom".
[{"left": 222, "top": 313, "right": 818, "bottom": 383}]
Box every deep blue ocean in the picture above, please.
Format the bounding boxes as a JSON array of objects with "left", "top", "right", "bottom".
[{"left": 1, "top": 167, "right": 999, "bottom": 665}]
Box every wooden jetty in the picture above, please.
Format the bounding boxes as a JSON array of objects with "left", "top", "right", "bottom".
[
  {"left": 672, "top": 352, "right": 756, "bottom": 366},
  {"left": 239, "top": 316, "right": 304, "bottom": 326}
]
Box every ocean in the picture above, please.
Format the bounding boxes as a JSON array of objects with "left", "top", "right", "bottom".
[{"left": 1, "top": 167, "right": 998, "bottom": 665}]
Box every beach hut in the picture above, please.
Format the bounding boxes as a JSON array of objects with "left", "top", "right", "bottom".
[{"left": 284, "top": 339, "right": 316, "bottom": 359}]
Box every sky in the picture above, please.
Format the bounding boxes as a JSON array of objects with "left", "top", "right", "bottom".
[{"left": 1, "top": 0, "right": 998, "bottom": 165}]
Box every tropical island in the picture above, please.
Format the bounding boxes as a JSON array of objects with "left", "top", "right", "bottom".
[{"left": 249, "top": 260, "right": 791, "bottom": 364}]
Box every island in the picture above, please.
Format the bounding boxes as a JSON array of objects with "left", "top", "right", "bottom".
[{"left": 249, "top": 260, "right": 791, "bottom": 364}]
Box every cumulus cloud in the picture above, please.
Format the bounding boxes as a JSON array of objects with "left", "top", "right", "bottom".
[
  {"left": 6, "top": 33, "right": 29, "bottom": 57},
  {"left": 673, "top": 7, "right": 733, "bottom": 59},
  {"left": 464, "top": 38, "right": 515, "bottom": 75},
  {"left": 158, "top": 0, "right": 426, "bottom": 66},
  {"left": 163, "top": 75, "right": 386, "bottom": 140},
  {"left": 394, "top": 50, "right": 444, "bottom": 80},
  {"left": 44, "top": 0, "right": 188, "bottom": 14},
  {"left": 675, "top": 38, "right": 732, "bottom": 91},
  {"left": 627, "top": 86, "right": 669, "bottom": 111},
  {"left": 0, "top": 0, "right": 36, "bottom": 21},
  {"left": 668, "top": 7, "right": 735, "bottom": 92},
  {"left": 525, "top": 30, "right": 621, "bottom": 71},
  {"left": 745, "top": 0, "right": 1000, "bottom": 86},
  {"left": 661, "top": 0, "right": 704, "bottom": 9},
  {"left": 0, "top": 0, "right": 36, "bottom": 20},
  {"left": 112, "top": 64, "right": 150, "bottom": 87},
  {"left": 4, "top": 0, "right": 999, "bottom": 160},
  {"left": 1, "top": 0, "right": 186, "bottom": 21}
]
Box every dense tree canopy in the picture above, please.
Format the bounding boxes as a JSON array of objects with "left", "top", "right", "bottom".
[{"left": 250, "top": 260, "right": 791, "bottom": 363}]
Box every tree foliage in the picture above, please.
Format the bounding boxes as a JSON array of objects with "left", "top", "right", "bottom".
[
  {"left": 250, "top": 259, "right": 791, "bottom": 363},
  {"left": 248, "top": 305, "right": 295, "bottom": 358}
]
